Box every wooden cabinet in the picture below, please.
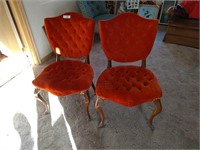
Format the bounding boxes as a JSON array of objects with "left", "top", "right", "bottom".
[{"left": 163, "top": 16, "right": 199, "bottom": 48}]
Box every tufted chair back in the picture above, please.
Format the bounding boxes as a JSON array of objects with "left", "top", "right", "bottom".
[
  {"left": 77, "top": 0, "right": 108, "bottom": 18},
  {"left": 99, "top": 12, "right": 158, "bottom": 62},
  {"left": 44, "top": 12, "right": 95, "bottom": 58},
  {"left": 77, "top": 1, "right": 116, "bottom": 33}
]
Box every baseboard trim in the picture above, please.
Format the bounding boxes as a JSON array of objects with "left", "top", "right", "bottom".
[{"left": 41, "top": 52, "right": 54, "bottom": 63}]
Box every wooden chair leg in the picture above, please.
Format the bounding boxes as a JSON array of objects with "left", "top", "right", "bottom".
[
  {"left": 84, "top": 90, "right": 91, "bottom": 120},
  {"left": 148, "top": 99, "right": 162, "bottom": 129},
  {"left": 34, "top": 88, "right": 49, "bottom": 114},
  {"left": 92, "top": 82, "right": 96, "bottom": 92},
  {"left": 95, "top": 97, "right": 105, "bottom": 128}
]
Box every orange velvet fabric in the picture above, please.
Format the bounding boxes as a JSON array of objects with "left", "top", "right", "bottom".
[
  {"left": 180, "top": 0, "right": 199, "bottom": 19},
  {"left": 98, "top": 12, "right": 158, "bottom": 62},
  {"left": 32, "top": 12, "right": 95, "bottom": 96},
  {"left": 32, "top": 60, "right": 93, "bottom": 96},
  {"left": 96, "top": 12, "right": 162, "bottom": 107},
  {"left": 96, "top": 66, "right": 162, "bottom": 107},
  {"left": 44, "top": 12, "right": 95, "bottom": 58}
]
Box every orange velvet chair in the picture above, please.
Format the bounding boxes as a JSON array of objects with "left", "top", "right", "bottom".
[
  {"left": 32, "top": 12, "right": 95, "bottom": 119},
  {"left": 95, "top": 12, "right": 162, "bottom": 128}
]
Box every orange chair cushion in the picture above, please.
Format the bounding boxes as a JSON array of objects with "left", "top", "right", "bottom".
[
  {"left": 32, "top": 60, "right": 94, "bottom": 96},
  {"left": 98, "top": 13, "right": 158, "bottom": 62},
  {"left": 44, "top": 12, "right": 95, "bottom": 58},
  {"left": 96, "top": 66, "right": 162, "bottom": 107}
]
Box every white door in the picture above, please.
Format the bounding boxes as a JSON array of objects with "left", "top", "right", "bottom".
[{"left": 0, "top": 0, "right": 30, "bottom": 87}]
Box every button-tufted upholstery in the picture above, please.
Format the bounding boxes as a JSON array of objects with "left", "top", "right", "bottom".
[
  {"left": 44, "top": 12, "right": 95, "bottom": 58},
  {"left": 32, "top": 12, "right": 95, "bottom": 118},
  {"left": 95, "top": 13, "right": 162, "bottom": 128},
  {"left": 96, "top": 66, "right": 162, "bottom": 107},
  {"left": 32, "top": 60, "right": 93, "bottom": 96},
  {"left": 99, "top": 12, "right": 158, "bottom": 62},
  {"left": 76, "top": 0, "right": 116, "bottom": 33},
  {"left": 77, "top": 1, "right": 108, "bottom": 18}
]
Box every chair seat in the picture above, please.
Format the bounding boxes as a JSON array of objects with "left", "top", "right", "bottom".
[
  {"left": 32, "top": 60, "right": 93, "bottom": 96},
  {"left": 96, "top": 66, "right": 162, "bottom": 107}
]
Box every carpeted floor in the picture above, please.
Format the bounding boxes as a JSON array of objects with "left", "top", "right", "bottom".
[{"left": 0, "top": 26, "right": 199, "bottom": 150}]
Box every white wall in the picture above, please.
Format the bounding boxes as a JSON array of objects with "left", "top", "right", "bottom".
[{"left": 22, "top": 0, "right": 79, "bottom": 60}]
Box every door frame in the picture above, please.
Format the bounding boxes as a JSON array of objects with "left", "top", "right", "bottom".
[{"left": 7, "top": 0, "right": 41, "bottom": 64}]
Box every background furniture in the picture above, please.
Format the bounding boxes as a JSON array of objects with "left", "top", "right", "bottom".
[
  {"left": 32, "top": 12, "right": 95, "bottom": 119},
  {"left": 158, "top": 0, "right": 178, "bottom": 24},
  {"left": 163, "top": 16, "right": 199, "bottom": 48},
  {"left": 139, "top": 0, "right": 178, "bottom": 24},
  {"left": 95, "top": 13, "right": 162, "bottom": 129},
  {"left": 76, "top": 0, "right": 116, "bottom": 33},
  {"left": 137, "top": 4, "right": 159, "bottom": 19},
  {"left": 114, "top": 0, "right": 178, "bottom": 24}
]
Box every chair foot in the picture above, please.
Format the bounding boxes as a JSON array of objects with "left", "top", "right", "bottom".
[
  {"left": 84, "top": 90, "right": 91, "bottom": 120},
  {"left": 148, "top": 99, "right": 162, "bottom": 129},
  {"left": 34, "top": 88, "right": 49, "bottom": 114},
  {"left": 95, "top": 97, "right": 105, "bottom": 128}
]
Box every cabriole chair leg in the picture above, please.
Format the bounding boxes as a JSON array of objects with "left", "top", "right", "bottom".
[
  {"left": 148, "top": 99, "right": 162, "bottom": 130},
  {"left": 95, "top": 96, "right": 105, "bottom": 128},
  {"left": 92, "top": 82, "right": 96, "bottom": 92},
  {"left": 34, "top": 88, "right": 50, "bottom": 114},
  {"left": 83, "top": 90, "right": 91, "bottom": 120}
]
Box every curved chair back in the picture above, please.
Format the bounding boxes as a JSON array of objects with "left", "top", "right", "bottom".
[
  {"left": 44, "top": 12, "right": 95, "bottom": 58},
  {"left": 99, "top": 12, "right": 158, "bottom": 62}
]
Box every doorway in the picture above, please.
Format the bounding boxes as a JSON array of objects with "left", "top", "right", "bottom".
[{"left": 0, "top": 0, "right": 30, "bottom": 87}]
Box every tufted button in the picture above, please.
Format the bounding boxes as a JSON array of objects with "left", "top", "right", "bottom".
[
  {"left": 44, "top": 12, "right": 95, "bottom": 58},
  {"left": 143, "top": 82, "right": 148, "bottom": 86}
]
